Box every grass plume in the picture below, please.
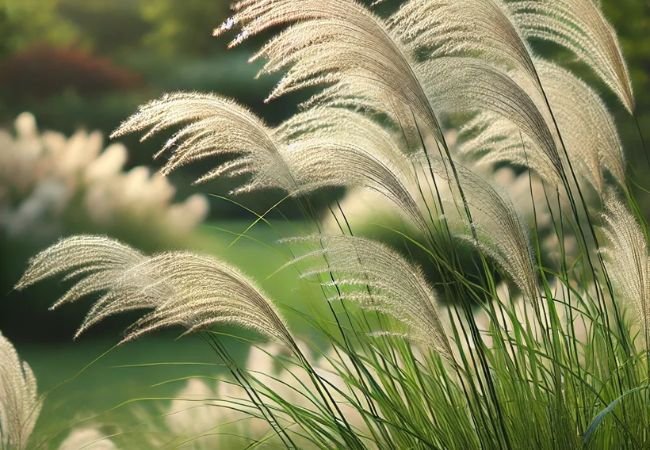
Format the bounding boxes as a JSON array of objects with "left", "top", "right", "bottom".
[
  {"left": 290, "top": 234, "right": 453, "bottom": 359},
  {"left": 16, "top": 235, "right": 295, "bottom": 346},
  {"left": 219, "top": 0, "right": 446, "bottom": 144},
  {"left": 0, "top": 333, "right": 41, "bottom": 450},
  {"left": 510, "top": 0, "right": 635, "bottom": 112},
  {"left": 602, "top": 195, "right": 650, "bottom": 346}
]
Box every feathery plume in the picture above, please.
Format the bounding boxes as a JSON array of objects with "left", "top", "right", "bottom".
[
  {"left": 601, "top": 196, "right": 650, "bottom": 344},
  {"left": 420, "top": 57, "right": 563, "bottom": 181},
  {"left": 457, "top": 60, "right": 625, "bottom": 194},
  {"left": 509, "top": 0, "right": 634, "bottom": 112},
  {"left": 218, "top": 0, "right": 445, "bottom": 144},
  {"left": 290, "top": 235, "right": 453, "bottom": 360},
  {"left": 0, "top": 332, "right": 42, "bottom": 450},
  {"left": 16, "top": 236, "right": 294, "bottom": 346},
  {"left": 534, "top": 61, "right": 626, "bottom": 192},
  {"left": 279, "top": 107, "right": 432, "bottom": 234},
  {"left": 426, "top": 157, "right": 538, "bottom": 302},
  {"left": 457, "top": 113, "right": 562, "bottom": 185},
  {"left": 390, "top": 0, "right": 537, "bottom": 78},
  {"left": 111, "top": 92, "right": 299, "bottom": 193}
]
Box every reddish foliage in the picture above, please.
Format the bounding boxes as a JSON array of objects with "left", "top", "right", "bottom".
[{"left": 0, "top": 45, "right": 142, "bottom": 99}]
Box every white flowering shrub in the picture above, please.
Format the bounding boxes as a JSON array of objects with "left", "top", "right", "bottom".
[{"left": 0, "top": 112, "right": 208, "bottom": 240}]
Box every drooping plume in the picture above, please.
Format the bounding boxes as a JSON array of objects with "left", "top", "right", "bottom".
[
  {"left": 278, "top": 107, "right": 431, "bottom": 234},
  {"left": 111, "top": 92, "right": 299, "bottom": 193},
  {"left": 390, "top": 0, "right": 537, "bottom": 79},
  {"left": 425, "top": 157, "right": 538, "bottom": 302},
  {"left": 0, "top": 332, "right": 41, "bottom": 450},
  {"left": 509, "top": 0, "right": 635, "bottom": 112},
  {"left": 601, "top": 196, "right": 650, "bottom": 344},
  {"left": 534, "top": 61, "right": 626, "bottom": 192},
  {"left": 457, "top": 113, "right": 562, "bottom": 185},
  {"left": 217, "top": 0, "right": 445, "bottom": 145},
  {"left": 291, "top": 235, "right": 453, "bottom": 360},
  {"left": 419, "top": 57, "right": 563, "bottom": 183},
  {"left": 457, "top": 61, "right": 626, "bottom": 194},
  {"left": 16, "top": 236, "right": 295, "bottom": 346}
]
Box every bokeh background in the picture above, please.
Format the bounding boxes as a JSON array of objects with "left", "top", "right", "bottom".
[{"left": 0, "top": 0, "right": 648, "bottom": 444}]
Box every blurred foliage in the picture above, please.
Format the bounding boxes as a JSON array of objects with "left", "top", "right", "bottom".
[
  {"left": 0, "top": 45, "right": 141, "bottom": 99},
  {"left": 139, "top": 0, "right": 229, "bottom": 56},
  {"left": 57, "top": 0, "right": 149, "bottom": 56},
  {"left": 0, "top": 0, "right": 78, "bottom": 57}
]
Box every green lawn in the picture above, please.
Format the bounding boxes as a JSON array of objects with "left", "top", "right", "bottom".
[
  {"left": 18, "top": 220, "right": 333, "bottom": 447},
  {"left": 22, "top": 334, "right": 238, "bottom": 447}
]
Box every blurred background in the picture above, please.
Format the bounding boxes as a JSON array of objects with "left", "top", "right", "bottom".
[{"left": 0, "top": 0, "right": 648, "bottom": 444}]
